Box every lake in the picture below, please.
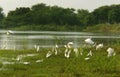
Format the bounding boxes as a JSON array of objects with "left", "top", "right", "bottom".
[{"left": 0, "top": 30, "right": 120, "bottom": 50}]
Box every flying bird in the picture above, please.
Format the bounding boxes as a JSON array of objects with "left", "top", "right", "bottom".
[{"left": 6, "top": 30, "right": 14, "bottom": 35}]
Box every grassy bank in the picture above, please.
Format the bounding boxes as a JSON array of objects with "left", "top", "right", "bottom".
[
  {"left": 8, "top": 23, "right": 120, "bottom": 33},
  {"left": 83, "top": 23, "right": 120, "bottom": 33},
  {"left": 0, "top": 46, "right": 120, "bottom": 77},
  {"left": 10, "top": 25, "right": 83, "bottom": 31}
]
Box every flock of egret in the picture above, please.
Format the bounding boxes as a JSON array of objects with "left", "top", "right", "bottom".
[
  {"left": 43, "top": 38, "right": 116, "bottom": 61},
  {"left": 1, "top": 30, "right": 116, "bottom": 65},
  {"left": 0, "top": 30, "right": 117, "bottom": 71},
  {"left": 5, "top": 30, "right": 116, "bottom": 59},
  {"left": 84, "top": 38, "right": 116, "bottom": 58},
  {"left": 34, "top": 38, "right": 116, "bottom": 63}
]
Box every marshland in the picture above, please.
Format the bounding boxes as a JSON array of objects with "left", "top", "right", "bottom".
[
  {"left": 0, "top": 1, "right": 120, "bottom": 77},
  {"left": 0, "top": 30, "right": 120, "bottom": 77}
]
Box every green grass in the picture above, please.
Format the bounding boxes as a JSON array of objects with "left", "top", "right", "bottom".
[
  {"left": 0, "top": 47, "right": 120, "bottom": 77},
  {"left": 10, "top": 24, "right": 82, "bottom": 31},
  {"left": 7, "top": 23, "right": 120, "bottom": 33}
]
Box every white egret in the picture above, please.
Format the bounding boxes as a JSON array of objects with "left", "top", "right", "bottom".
[
  {"left": 26, "top": 54, "right": 38, "bottom": 57},
  {"left": 64, "top": 42, "right": 73, "bottom": 58},
  {"left": 2, "top": 61, "right": 15, "bottom": 65},
  {"left": 23, "top": 62, "right": 30, "bottom": 65},
  {"left": 84, "top": 57, "right": 90, "bottom": 60},
  {"left": 12, "top": 56, "right": 21, "bottom": 61},
  {"left": 74, "top": 48, "right": 79, "bottom": 57},
  {"left": 34, "top": 45, "right": 40, "bottom": 52},
  {"left": 34, "top": 44, "right": 37, "bottom": 49},
  {"left": 107, "top": 47, "right": 116, "bottom": 57},
  {"left": 87, "top": 50, "right": 92, "bottom": 56},
  {"left": 66, "top": 50, "right": 71, "bottom": 58},
  {"left": 46, "top": 51, "right": 52, "bottom": 58},
  {"left": 80, "top": 51, "right": 83, "bottom": 55},
  {"left": 64, "top": 45, "right": 68, "bottom": 57},
  {"left": 96, "top": 43, "right": 103, "bottom": 50},
  {"left": 55, "top": 44, "right": 58, "bottom": 48},
  {"left": 51, "top": 44, "right": 59, "bottom": 55},
  {"left": 79, "top": 48, "right": 83, "bottom": 55},
  {"left": 8, "top": 30, "right": 14, "bottom": 33},
  {"left": 67, "top": 42, "right": 73, "bottom": 48},
  {"left": 15, "top": 55, "right": 24, "bottom": 61},
  {"left": 36, "top": 45, "right": 40, "bottom": 52},
  {"left": 14, "top": 54, "right": 37, "bottom": 61},
  {"left": 2, "top": 41, "right": 8, "bottom": 49},
  {"left": 6, "top": 30, "right": 14, "bottom": 35},
  {"left": 36, "top": 59, "right": 44, "bottom": 63},
  {"left": 64, "top": 45, "right": 67, "bottom": 48},
  {"left": 54, "top": 44, "right": 59, "bottom": 55},
  {"left": 68, "top": 42, "right": 73, "bottom": 45},
  {"left": 113, "top": 52, "right": 116, "bottom": 56},
  {"left": 85, "top": 38, "right": 94, "bottom": 45}
]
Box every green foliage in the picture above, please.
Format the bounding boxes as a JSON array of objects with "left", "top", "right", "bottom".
[
  {"left": 4, "top": 7, "right": 30, "bottom": 28},
  {"left": 108, "top": 5, "right": 120, "bottom": 23},
  {"left": 84, "top": 23, "right": 120, "bottom": 32},
  {"left": 3, "top": 3, "right": 81, "bottom": 28},
  {"left": 92, "top": 5, "right": 111, "bottom": 24},
  {"left": 0, "top": 46, "right": 119, "bottom": 77},
  {"left": 77, "top": 9, "right": 90, "bottom": 26},
  {"left": 0, "top": 3, "right": 120, "bottom": 31},
  {"left": 10, "top": 24, "right": 83, "bottom": 31},
  {"left": 0, "top": 6, "right": 5, "bottom": 28}
]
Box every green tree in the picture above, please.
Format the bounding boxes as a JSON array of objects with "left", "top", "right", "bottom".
[
  {"left": 4, "top": 7, "right": 30, "bottom": 28},
  {"left": 0, "top": 7, "right": 4, "bottom": 28},
  {"left": 31, "top": 3, "right": 51, "bottom": 25},
  {"left": 108, "top": 5, "right": 120, "bottom": 24},
  {"left": 77, "top": 9, "right": 90, "bottom": 26},
  {"left": 50, "top": 6, "right": 79, "bottom": 25},
  {"left": 92, "top": 5, "right": 111, "bottom": 24}
]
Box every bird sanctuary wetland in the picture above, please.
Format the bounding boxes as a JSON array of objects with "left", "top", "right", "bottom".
[
  {"left": 0, "top": 3, "right": 120, "bottom": 77},
  {"left": 0, "top": 30, "right": 120, "bottom": 77}
]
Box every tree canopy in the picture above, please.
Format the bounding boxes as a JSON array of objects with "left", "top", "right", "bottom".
[
  {"left": 0, "top": 7, "right": 4, "bottom": 27},
  {"left": 0, "top": 3, "right": 120, "bottom": 30}
]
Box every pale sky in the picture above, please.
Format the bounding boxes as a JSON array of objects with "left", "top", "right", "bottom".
[{"left": 0, "top": 0, "right": 120, "bottom": 15}]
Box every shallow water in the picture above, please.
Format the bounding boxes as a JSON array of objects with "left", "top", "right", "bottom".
[{"left": 0, "top": 30, "right": 120, "bottom": 50}]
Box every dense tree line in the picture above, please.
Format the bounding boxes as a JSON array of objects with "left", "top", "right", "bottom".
[
  {"left": 0, "top": 3, "right": 120, "bottom": 30},
  {"left": 0, "top": 7, "right": 4, "bottom": 27}
]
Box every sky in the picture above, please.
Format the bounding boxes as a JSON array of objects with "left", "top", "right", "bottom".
[{"left": 0, "top": 0, "right": 120, "bottom": 15}]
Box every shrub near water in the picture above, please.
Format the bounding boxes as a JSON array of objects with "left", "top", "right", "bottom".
[{"left": 84, "top": 23, "right": 120, "bottom": 32}]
